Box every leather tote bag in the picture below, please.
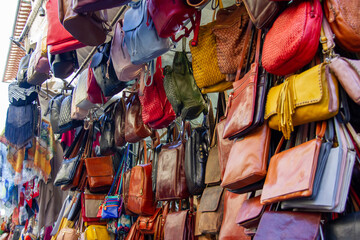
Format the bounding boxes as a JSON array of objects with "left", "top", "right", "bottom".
[
  {"left": 155, "top": 123, "right": 191, "bottom": 201},
  {"left": 262, "top": 0, "right": 323, "bottom": 76},
  {"left": 261, "top": 121, "right": 327, "bottom": 205},
  {"left": 46, "top": 0, "right": 85, "bottom": 54},
  {"left": 91, "top": 42, "right": 128, "bottom": 97},
  {"left": 58, "top": 0, "right": 108, "bottom": 46},
  {"left": 324, "top": 0, "right": 360, "bottom": 52},
  {"left": 164, "top": 202, "right": 195, "bottom": 240},
  {"left": 110, "top": 20, "right": 146, "bottom": 83},
  {"left": 221, "top": 124, "right": 271, "bottom": 190},
  {"left": 72, "top": 0, "right": 130, "bottom": 13},
  {"left": 123, "top": 0, "right": 173, "bottom": 65},
  {"left": 264, "top": 63, "right": 339, "bottom": 139}
]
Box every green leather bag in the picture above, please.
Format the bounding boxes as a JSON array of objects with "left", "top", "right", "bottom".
[{"left": 163, "top": 51, "right": 207, "bottom": 120}]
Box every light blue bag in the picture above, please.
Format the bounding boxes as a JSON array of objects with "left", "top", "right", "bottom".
[{"left": 123, "top": 0, "right": 173, "bottom": 65}]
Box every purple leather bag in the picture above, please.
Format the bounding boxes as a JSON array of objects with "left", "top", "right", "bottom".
[{"left": 72, "top": 0, "right": 131, "bottom": 13}]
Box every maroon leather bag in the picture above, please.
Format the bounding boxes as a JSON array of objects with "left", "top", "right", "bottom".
[
  {"left": 87, "top": 65, "right": 107, "bottom": 104},
  {"left": 72, "top": 0, "right": 130, "bottom": 13},
  {"left": 147, "top": 0, "right": 201, "bottom": 44}
]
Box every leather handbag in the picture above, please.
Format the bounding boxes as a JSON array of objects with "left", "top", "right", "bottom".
[
  {"left": 54, "top": 153, "right": 82, "bottom": 187},
  {"left": 324, "top": 212, "right": 360, "bottom": 240},
  {"left": 217, "top": 120, "right": 233, "bottom": 181},
  {"left": 71, "top": 89, "right": 88, "bottom": 120},
  {"left": 123, "top": 0, "right": 173, "bottom": 65},
  {"left": 110, "top": 19, "right": 146, "bottom": 83},
  {"left": 204, "top": 128, "right": 221, "bottom": 186},
  {"left": 46, "top": 94, "right": 65, "bottom": 134},
  {"left": 87, "top": 66, "right": 107, "bottom": 105},
  {"left": 236, "top": 195, "right": 265, "bottom": 229},
  {"left": 212, "top": 3, "right": 254, "bottom": 75},
  {"left": 56, "top": 227, "right": 79, "bottom": 240},
  {"left": 264, "top": 63, "right": 339, "bottom": 139},
  {"left": 221, "top": 25, "right": 262, "bottom": 139},
  {"left": 147, "top": 0, "right": 201, "bottom": 40},
  {"left": 58, "top": 95, "right": 84, "bottom": 134},
  {"left": 124, "top": 92, "right": 152, "bottom": 143},
  {"left": 197, "top": 186, "right": 224, "bottom": 235},
  {"left": 254, "top": 211, "right": 321, "bottom": 240},
  {"left": 46, "top": 0, "right": 85, "bottom": 54},
  {"left": 114, "top": 97, "right": 126, "bottom": 147},
  {"left": 324, "top": 0, "right": 360, "bottom": 52},
  {"left": 164, "top": 202, "right": 195, "bottom": 240},
  {"left": 73, "top": 70, "right": 95, "bottom": 111},
  {"left": 261, "top": 121, "right": 327, "bottom": 205},
  {"left": 221, "top": 124, "right": 271, "bottom": 190},
  {"left": 99, "top": 103, "right": 117, "bottom": 156},
  {"left": 84, "top": 225, "right": 110, "bottom": 240},
  {"left": 262, "top": 0, "right": 323, "bottom": 76},
  {"left": 242, "top": 0, "right": 281, "bottom": 29},
  {"left": 127, "top": 141, "right": 157, "bottom": 216},
  {"left": 156, "top": 122, "right": 191, "bottom": 201},
  {"left": 85, "top": 155, "right": 114, "bottom": 193},
  {"left": 8, "top": 82, "right": 38, "bottom": 106},
  {"left": 58, "top": 0, "right": 108, "bottom": 46},
  {"left": 139, "top": 57, "right": 176, "bottom": 128},
  {"left": 81, "top": 191, "right": 106, "bottom": 222},
  {"left": 163, "top": 49, "right": 207, "bottom": 120},
  {"left": 91, "top": 42, "right": 128, "bottom": 97},
  {"left": 27, "top": 35, "right": 50, "bottom": 86},
  {"left": 72, "top": 0, "right": 130, "bottom": 13},
  {"left": 218, "top": 191, "right": 250, "bottom": 240},
  {"left": 49, "top": 50, "right": 79, "bottom": 79}
]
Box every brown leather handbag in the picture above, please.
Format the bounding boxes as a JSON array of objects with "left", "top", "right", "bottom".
[
  {"left": 254, "top": 211, "right": 321, "bottom": 240},
  {"left": 212, "top": 3, "right": 254, "bottom": 75},
  {"left": 155, "top": 122, "right": 191, "bottom": 201},
  {"left": 114, "top": 97, "right": 126, "bottom": 147},
  {"left": 236, "top": 195, "right": 266, "bottom": 229},
  {"left": 198, "top": 185, "right": 224, "bottom": 235},
  {"left": 122, "top": 169, "right": 136, "bottom": 216},
  {"left": 221, "top": 123, "right": 271, "bottom": 190},
  {"left": 127, "top": 141, "right": 156, "bottom": 216},
  {"left": 137, "top": 203, "right": 170, "bottom": 239},
  {"left": 261, "top": 121, "right": 327, "bottom": 205},
  {"left": 218, "top": 191, "right": 250, "bottom": 240},
  {"left": 84, "top": 155, "right": 114, "bottom": 193},
  {"left": 125, "top": 92, "right": 152, "bottom": 143},
  {"left": 242, "top": 0, "right": 281, "bottom": 29}
]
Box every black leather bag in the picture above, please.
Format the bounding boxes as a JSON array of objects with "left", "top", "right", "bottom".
[
  {"left": 58, "top": 95, "right": 83, "bottom": 134},
  {"left": 50, "top": 50, "right": 79, "bottom": 79},
  {"left": 324, "top": 212, "right": 360, "bottom": 240},
  {"left": 99, "top": 102, "right": 117, "bottom": 156},
  {"left": 45, "top": 94, "right": 65, "bottom": 134},
  {"left": 91, "top": 42, "right": 128, "bottom": 97}
]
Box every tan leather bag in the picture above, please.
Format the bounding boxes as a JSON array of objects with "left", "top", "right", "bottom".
[
  {"left": 56, "top": 227, "right": 79, "bottom": 240},
  {"left": 84, "top": 155, "right": 114, "bottom": 193}
]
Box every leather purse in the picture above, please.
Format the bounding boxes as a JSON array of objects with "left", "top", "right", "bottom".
[
  {"left": 123, "top": 0, "right": 173, "bottom": 65},
  {"left": 84, "top": 225, "right": 110, "bottom": 240},
  {"left": 91, "top": 42, "right": 128, "bottom": 97},
  {"left": 58, "top": 95, "right": 84, "bottom": 134},
  {"left": 262, "top": 0, "right": 322, "bottom": 76},
  {"left": 139, "top": 57, "right": 176, "bottom": 128},
  {"left": 58, "top": 0, "right": 108, "bottom": 46},
  {"left": 99, "top": 103, "right": 117, "bottom": 156},
  {"left": 261, "top": 122, "right": 327, "bottom": 205},
  {"left": 137, "top": 203, "right": 170, "bottom": 239},
  {"left": 16, "top": 53, "right": 31, "bottom": 87},
  {"left": 148, "top": 0, "right": 200, "bottom": 40},
  {"left": 71, "top": 89, "right": 88, "bottom": 120},
  {"left": 81, "top": 191, "right": 106, "bottom": 222},
  {"left": 204, "top": 129, "right": 221, "bottom": 185},
  {"left": 324, "top": 212, "right": 360, "bottom": 240},
  {"left": 127, "top": 141, "right": 157, "bottom": 216},
  {"left": 242, "top": 0, "right": 281, "bottom": 29},
  {"left": 124, "top": 92, "right": 152, "bottom": 143},
  {"left": 49, "top": 50, "right": 79, "bottom": 79},
  {"left": 72, "top": 0, "right": 130, "bottom": 13},
  {"left": 254, "top": 211, "right": 321, "bottom": 240},
  {"left": 163, "top": 49, "right": 207, "bottom": 120},
  {"left": 265, "top": 63, "right": 339, "bottom": 139},
  {"left": 27, "top": 35, "right": 50, "bottom": 86},
  {"left": 85, "top": 155, "right": 114, "bottom": 193},
  {"left": 86, "top": 66, "right": 107, "bottom": 105},
  {"left": 212, "top": 3, "right": 254, "bottom": 75},
  {"left": 218, "top": 191, "right": 250, "bottom": 240},
  {"left": 56, "top": 227, "right": 79, "bottom": 240},
  {"left": 198, "top": 186, "right": 224, "bottom": 235},
  {"left": 324, "top": 0, "right": 360, "bottom": 52},
  {"left": 221, "top": 123, "right": 271, "bottom": 190},
  {"left": 155, "top": 122, "right": 191, "bottom": 201},
  {"left": 236, "top": 195, "right": 265, "bottom": 229},
  {"left": 73, "top": 69, "right": 95, "bottom": 111},
  {"left": 110, "top": 19, "right": 145, "bottom": 83},
  {"left": 8, "top": 81, "right": 38, "bottom": 106},
  {"left": 114, "top": 97, "right": 126, "bottom": 147},
  {"left": 46, "top": 0, "right": 85, "bottom": 54}
]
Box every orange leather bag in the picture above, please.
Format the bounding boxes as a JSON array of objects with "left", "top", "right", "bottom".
[
  {"left": 127, "top": 141, "right": 156, "bottom": 216},
  {"left": 261, "top": 121, "right": 327, "bottom": 204}
]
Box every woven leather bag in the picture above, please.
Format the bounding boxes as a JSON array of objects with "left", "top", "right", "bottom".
[
  {"left": 212, "top": 3, "right": 254, "bottom": 75},
  {"left": 58, "top": 95, "right": 83, "bottom": 134},
  {"left": 324, "top": 0, "right": 360, "bottom": 52},
  {"left": 262, "top": 0, "right": 323, "bottom": 76}
]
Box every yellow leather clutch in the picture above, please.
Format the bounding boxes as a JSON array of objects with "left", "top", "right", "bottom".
[
  {"left": 264, "top": 63, "right": 339, "bottom": 139},
  {"left": 84, "top": 225, "right": 110, "bottom": 240}
]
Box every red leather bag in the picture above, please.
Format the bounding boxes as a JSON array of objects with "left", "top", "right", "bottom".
[
  {"left": 147, "top": 0, "right": 201, "bottom": 44},
  {"left": 87, "top": 65, "right": 107, "bottom": 104},
  {"left": 46, "top": 0, "right": 85, "bottom": 54},
  {"left": 139, "top": 57, "right": 176, "bottom": 129},
  {"left": 262, "top": 0, "right": 323, "bottom": 76}
]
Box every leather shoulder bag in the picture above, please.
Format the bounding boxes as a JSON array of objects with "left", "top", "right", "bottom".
[
  {"left": 242, "top": 0, "right": 281, "bottom": 29},
  {"left": 114, "top": 97, "right": 126, "bottom": 147},
  {"left": 99, "top": 102, "right": 117, "bottom": 156},
  {"left": 58, "top": 95, "right": 84, "bottom": 134}
]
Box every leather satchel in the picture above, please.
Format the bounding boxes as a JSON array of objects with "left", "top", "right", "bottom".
[
  {"left": 156, "top": 123, "right": 191, "bottom": 201},
  {"left": 236, "top": 195, "right": 265, "bottom": 229},
  {"left": 58, "top": 0, "right": 108, "bottom": 46},
  {"left": 221, "top": 124, "right": 271, "bottom": 190},
  {"left": 262, "top": 0, "right": 323, "bottom": 76},
  {"left": 164, "top": 207, "right": 194, "bottom": 240},
  {"left": 198, "top": 186, "right": 224, "bottom": 235},
  {"left": 110, "top": 19, "right": 145, "bottom": 83},
  {"left": 264, "top": 63, "right": 339, "bottom": 139},
  {"left": 72, "top": 0, "right": 130, "bottom": 13},
  {"left": 218, "top": 191, "right": 250, "bottom": 240},
  {"left": 324, "top": 0, "right": 360, "bottom": 52},
  {"left": 261, "top": 122, "right": 327, "bottom": 205},
  {"left": 242, "top": 0, "right": 281, "bottom": 29},
  {"left": 114, "top": 97, "right": 126, "bottom": 147},
  {"left": 84, "top": 155, "right": 114, "bottom": 193},
  {"left": 254, "top": 211, "right": 321, "bottom": 240},
  {"left": 81, "top": 191, "right": 106, "bottom": 222},
  {"left": 124, "top": 93, "right": 152, "bottom": 143},
  {"left": 123, "top": 0, "right": 173, "bottom": 65}
]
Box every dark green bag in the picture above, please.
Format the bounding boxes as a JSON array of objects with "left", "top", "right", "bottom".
[{"left": 163, "top": 51, "right": 207, "bottom": 120}]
